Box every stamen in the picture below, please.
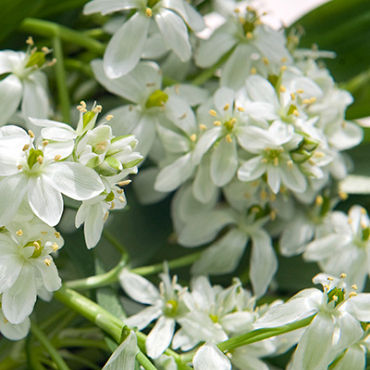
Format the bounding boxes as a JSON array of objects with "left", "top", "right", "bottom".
[
  {"left": 280, "top": 65, "right": 287, "bottom": 72},
  {"left": 54, "top": 232, "right": 60, "bottom": 238},
  {"left": 348, "top": 292, "right": 357, "bottom": 298},
  {"left": 44, "top": 258, "right": 51, "bottom": 266},
  {"left": 117, "top": 189, "right": 124, "bottom": 194},
  {"left": 26, "top": 36, "right": 34, "bottom": 46},
  {"left": 246, "top": 32, "right": 253, "bottom": 39},
  {"left": 273, "top": 157, "right": 279, "bottom": 166},
  {"left": 250, "top": 67, "right": 257, "bottom": 74},
  {"left": 199, "top": 124, "right": 207, "bottom": 130},
  {"left": 179, "top": 112, "right": 187, "bottom": 119},
  {"left": 118, "top": 180, "right": 131, "bottom": 186},
  {"left": 42, "top": 140, "right": 49, "bottom": 147},
  {"left": 52, "top": 242, "right": 59, "bottom": 252},
  {"left": 37, "top": 156, "right": 43, "bottom": 165},
  {"left": 262, "top": 57, "right": 269, "bottom": 65},
  {"left": 281, "top": 57, "right": 288, "bottom": 63},
  {"left": 110, "top": 202, "right": 115, "bottom": 210},
  {"left": 190, "top": 134, "right": 197, "bottom": 142},
  {"left": 351, "top": 284, "right": 358, "bottom": 290},
  {"left": 286, "top": 160, "right": 293, "bottom": 169},
  {"left": 209, "top": 109, "right": 217, "bottom": 117},
  {"left": 315, "top": 195, "right": 323, "bottom": 205},
  {"left": 279, "top": 85, "right": 286, "bottom": 93},
  {"left": 103, "top": 212, "right": 109, "bottom": 222},
  {"left": 119, "top": 196, "right": 125, "bottom": 203},
  {"left": 17, "top": 164, "right": 23, "bottom": 170},
  {"left": 293, "top": 109, "right": 299, "bottom": 116},
  {"left": 290, "top": 92, "right": 296, "bottom": 100},
  {"left": 41, "top": 231, "right": 47, "bottom": 235},
  {"left": 23, "top": 144, "right": 30, "bottom": 151},
  {"left": 237, "top": 107, "right": 245, "bottom": 112},
  {"left": 338, "top": 191, "right": 348, "bottom": 200},
  {"left": 106, "top": 115, "right": 114, "bottom": 121},
  {"left": 223, "top": 103, "right": 230, "bottom": 111},
  {"left": 93, "top": 105, "right": 102, "bottom": 113},
  {"left": 213, "top": 120, "right": 221, "bottom": 126},
  {"left": 340, "top": 273, "right": 347, "bottom": 278},
  {"left": 296, "top": 89, "right": 304, "bottom": 94},
  {"left": 146, "top": 7, "right": 153, "bottom": 17},
  {"left": 225, "top": 134, "right": 232, "bottom": 143},
  {"left": 28, "top": 130, "right": 35, "bottom": 138},
  {"left": 16, "top": 229, "right": 23, "bottom": 236}
]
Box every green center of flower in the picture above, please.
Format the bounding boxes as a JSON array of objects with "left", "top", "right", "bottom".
[
  {"left": 27, "top": 148, "right": 44, "bottom": 169},
  {"left": 327, "top": 287, "right": 345, "bottom": 307},
  {"left": 145, "top": 90, "right": 169, "bottom": 109},
  {"left": 24, "top": 240, "right": 43, "bottom": 259},
  {"left": 209, "top": 314, "right": 219, "bottom": 323},
  {"left": 224, "top": 118, "right": 236, "bottom": 132},
  {"left": 25, "top": 51, "right": 46, "bottom": 69},
  {"left": 164, "top": 299, "right": 178, "bottom": 316},
  {"left": 83, "top": 111, "right": 96, "bottom": 129}
]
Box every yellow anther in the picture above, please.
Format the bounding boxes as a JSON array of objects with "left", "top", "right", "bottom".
[
  {"left": 250, "top": 67, "right": 257, "bottom": 74},
  {"left": 37, "top": 156, "right": 43, "bottom": 165},
  {"left": 118, "top": 179, "right": 132, "bottom": 186},
  {"left": 17, "top": 164, "right": 23, "bottom": 170},
  {"left": 41, "top": 46, "right": 51, "bottom": 54},
  {"left": 234, "top": 8, "right": 240, "bottom": 13},
  {"left": 315, "top": 195, "right": 324, "bottom": 206},
  {"left": 252, "top": 181, "right": 259, "bottom": 187},
  {"left": 286, "top": 160, "right": 293, "bottom": 169},
  {"left": 302, "top": 99, "right": 310, "bottom": 104},
  {"left": 280, "top": 65, "right": 287, "bottom": 72},
  {"left": 42, "top": 140, "right": 49, "bottom": 147},
  {"left": 324, "top": 284, "right": 330, "bottom": 291},
  {"left": 119, "top": 196, "right": 125, "bottom": 203},
  {"left": 309, "top": 97, "right": 317, "bottom": 104},
  {"left": 80, "top": 101, "right": 86, "bottom": 108},
  {"left": 246, "top": 5, "right": 254, "bottom": 11},
  {"left": 293, "top": 109, "right": 299, "bottom": 116},
  {"left": 225, "top": 134, "right": 232, "bottom": 143},
  {"left": 270, "top": 193, "right": 276, "bottom": 202},
  {"left": 262, "top": 57, "right": 269, "bottom": 65},
  {"left": 41, "top": 231, "right": 47, "bottom": 235},
  {"left": 44, "top": 258, "right": 51, "bottom": 266},
  {"left": 237, "top": 106, "right": 245, "bottom": 112},
  {"left": 190, "top": 134, "right": 197, "bottom": 142},
  {"left": 209, "top": 109, "right": 217, "bottom": 117},
  {"left": 290, "top": 92, "right": 296, "bottom": 100},
  {"left": 28, "top": 130, "right": 35, "bottom": 138},
  {"left": 106, "top": 115, "right": 114, "bottom": 121},
  {"left": 351, "top": 284, "right": 358, "bottom": 290},
  {"left": 93, "top": 105, "right": 102, "bottom": 113},
  {"left": 146, "top": 7, "right": 152, "bottom": 16},
  {"left": 199, "top": 124, "right": 207, "bottom": 130},
  {"left": 338, "top": 191, "right": 348, "bottom": 200},
  {"left": 33, "top": 241, "right": 41, "bottom": 250},
  {"left": 47, "top": 58, "right": 57, "bottom": 67},
  {"left": 3, "top": 317, "right": 8, "bottom": 324},
  {"left": 327, "top": 277, "right": 334, "bottom": 281},
  {"left": 26, "top": 36, "right": 34, "bottom": 46},
  {"left": 246, "top": 32, "right": 253, "bottom": 39},
  {"left": 279, "top": 85, "right": 286, "bottom": 93},
  {"left": 229, "top": 118, "right": 237, "bottom": 125},
  {"left": 361, "top": 207, "right": 367, "bottom": 215},
  {"left": 340, "top": 273, "right": 347, "bottom": 278},
  {"left": 223, "top": 103, "right": 230, "bottom": 111},
  {"left": 16, "top": 230, "right": 23, "bottom": 236},
  {"left": 308, "top": 159, "right": 316, "bottom": 166},
  {"left": 313, "top": 151, "right": 325, "bottom": 158},
  {"left": 54, "top": 232, "right": 60, "bottom": 238},
  {"left": 332, "top": 295, "right": 338, "bottom": 302},
  {"left": 342, "top": 121, "right": 346, "bottom": 129},
  {"left": 54, "top": 154, "right": 61, "bottom": 161},
  {"left": 110, "top": 202, "right": 115, "bottom": 210},
  {"left": 103, "top": 212, "right": 109, "bottom": 222},
  {"left": 281, "top": 57, "right": 288, "bottom": 63},
  {"left": 270, "top": 210, "right": 277, "bottom": 221},
  {"left": 179, "top": 112, "right": 187, "bottom": 119},
  {"left": 261, "top": 158, "right": 268, "bottom": 163},
  {"left": 349, "top": 292, "right": 357, "bottom": 298},
  {"left": 213, "top": 120, "right": 221, "bottom": 126},
  {"left": 255, "top": 19, "right": 262, "bottom": 26},
  {"left": 117, "top": 188, "right": 124, "bottom": 194},
  {"left": 260, "top": 190, "right": 267, "bottom": 200},
  {"left": 52, "top": 242, "right": 59, "bottom": 252},
  {"left": 273, "top": 157, "right": 279, "bottom": 166},
  {"left": 22, "top": 144, "right": 30, "bottom": 151},
  {"left": 296, "top": 89, "right": 304, "bottom": 94},
  {"left": 174, "top": 84, "right": 180, "bottom": 94}
]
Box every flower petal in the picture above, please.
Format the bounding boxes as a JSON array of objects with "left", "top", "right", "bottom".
[
  {"left": 193, "top": 343, "right": 231, "bottom": 370},
  {"left": 0, "top": 75, "right": 23, "bottom": 126},
  {"left": 84, "top": 0, "right": 144, "bottom": 15},
  {"left": 146, "top": 316, "right": 175, "bottom": 359},
  {"left": 103, "top": 12, "right": 150, "bottom": 78}
]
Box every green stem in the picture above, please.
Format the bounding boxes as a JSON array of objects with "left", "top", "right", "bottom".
[
  {"left": 191, "top": 48, "right": 235, "bottom": 86},
  {"left": 18, "top": 18, "right": 105, "bottom": 55},
  {"left": 64, "top": 59, "right": 94, "bottom": 77},
  {"left": 131, "top": 251, "right": 202, "bottom": 276},
  {"left": 66, "top": 258, "right": 127, "bottom": 290},
  {"left": 53, "top": 36, "right": 71, "bottom": 124},
  {"left": 54, "top": 285, "right": 123, "bottom": 343},
  {"left": 103, "top": 230, "right": 129, "bottom": 255},
  {"left": 30, "top": 321, "right": 71, "bottom": 370},
  {"left": 339, "top": 67, "right": 370, "bottom": 94},
  {"left": 219, "top": 315, "right": 314, "bottom": 351},
  {"left": 136, "top": 351, "right": 159, "bottom": 370},
  {"left": 53, "top": 338, "right": 109, "bottom": 351}
]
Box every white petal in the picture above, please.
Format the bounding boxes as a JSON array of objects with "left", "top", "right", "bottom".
[
  {"left": 246, "top": 75, "right": 279, "bottom": 107},
  {"left": 2, "top": 264, "right": 37, "bottom": 324},
  {"left": 166, "top": 84, "right": 209, "bottom": 107},
  {"left": 155, "top": 153, "right": 194, "bottom": 192},
  {"left": 33, "top": 258, "right": 61, "bottom": 292},
  {"left": 178, "top": 209, "right": 236, "bottom": 247},
  {"left": 0, "top": 174, "right": 28, "bottom": 226},
  {"left": 193, "top": 343, "right": 231, "bottom": 370},
  {"left": 192, "top": 156, "right": 218, "bottom": 204},
  {"left": 237, "top": 156, "right": 266, "bottom": 182},
  {"left": 345, "top": 294, "right": 370, "bottom": 322},
  {"left": 21, "top": 77, "right": 49, "bottom": 120},
  {"left": 103, "top": 331, "right": 138, "bottom": 370},
  {"left": 156, "top": 124, "right": 190, "bottom": 153},
  {"left": 0, "top": 252, "right": 23, "bottom": 293},
  {"left": 280, "top": 162, "right": 307, "bottom": 193},
  {"left": 292, "top": 313, "right": 334, "bottom": 370},
  {"left": 191, "top": 229, "right": 247, "bottom": 275},
  {"left": 155, "top": 8, "right": 191, "bottom": 62},
  {"left": 28, "top": 175, "right": 64, "bottom": 227},
  {"left": 250, "top": 229, "right": 278, "bottom": 297},
  {"left": 0, "top": 75, "right": 23, "bottom": 126},
  {"left": 165, "top": 95, "right": 196, "bottom": 135},
  {"left": 83, "top": 203, "right": 106, "bottom": 249},
  {"left": 332, "top": 345, "right": 365, "bottom": 370},
  {"left": 103, "top": 12, "right": 150, "bottom": 78},
  {"left": 84, "top": 0, "right": 144, "bottom": 15},
  {"left": 45, "top": 162, "right": 104, "bottom": 201},
  {"left": 335, "top": 312, "right": 363, "bottom": 352},
  {"left": 146, "top": 316, "right": 175, "bottom": 359},
  {"left": 192, "top": 127, "right": 222, "bottom": 165},
  {"left": 119, "top": 269, "right": 159, "bottom": 305},
  {"left": 125, "top": 305, "right": 162, "bottom": 330},
  {"left": 0, "top": 310, "right": 30, "bottom": 340},
  {"left": 132, "top": 113, "right": 157, "bottom": 157}
]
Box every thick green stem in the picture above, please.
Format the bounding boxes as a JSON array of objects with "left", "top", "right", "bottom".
[
  {"left": 18, "top": 18, "right": 105, "bottom": 55},
  {"left": 136, "top": 351, "right": 159, "bottom": 370},
  {"left": 30, "top": 321, "right": 71, "bottom": 370},
  {"left": 66, "top": 258, "right": 127, "bottom": 290},
  {"left": 52, "top": 36, "right": 71, "bottom": 124},
  {"left": 131, "top": 252, "right": 202, "bottom": 276}
]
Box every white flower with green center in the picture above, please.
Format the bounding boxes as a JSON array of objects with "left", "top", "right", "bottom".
[
  {"left": 0, "top": 42, "right": 51, "bottom": 126},
  {"left": 255, "top": 273, "right": 370, "bottom": 370},
  {"left": 0, "top": 128, "right": 105, "bottom": 226},
  {"left": 178, "top": 205, "right": 277, "bottom": 298},
  {"left": 91, "top": 59, "right": 206, "bottom": 157},
  {"left": 84, "top": 0, "right": 204, "bottom": 78},
  {"left": 0, "top": 220, "right": 63, "bottom": 324},
  {"left": 195, "top": 8, "right": 292, "bottom": 90},
  {"left": 304, "top": 205, "right": 370, "bottom": 291},
  {"left": 119, "top": 268, "right": 188, "bottom": 358}
]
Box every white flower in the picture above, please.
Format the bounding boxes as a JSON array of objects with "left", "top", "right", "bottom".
[
  {"left": 0, "top": 128, "right": 105, "bottom": 226},
  {"left": 0, "top": 46, "right": 51, "bottom": 126},
  {"left": 119, "top": 268, "right": 188, "bottom": 358},
  {"left": 84, "top": 0, "right": 204, "bottom": 78},
  {"left": 0, "top": 219, "right": 63, "bottom": 324},
  {"left": 304, "top": 205, "right": 370, "bottom": 291},
  {"left": 255, "top": 273, "right": 370, "bottom": 370}
]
